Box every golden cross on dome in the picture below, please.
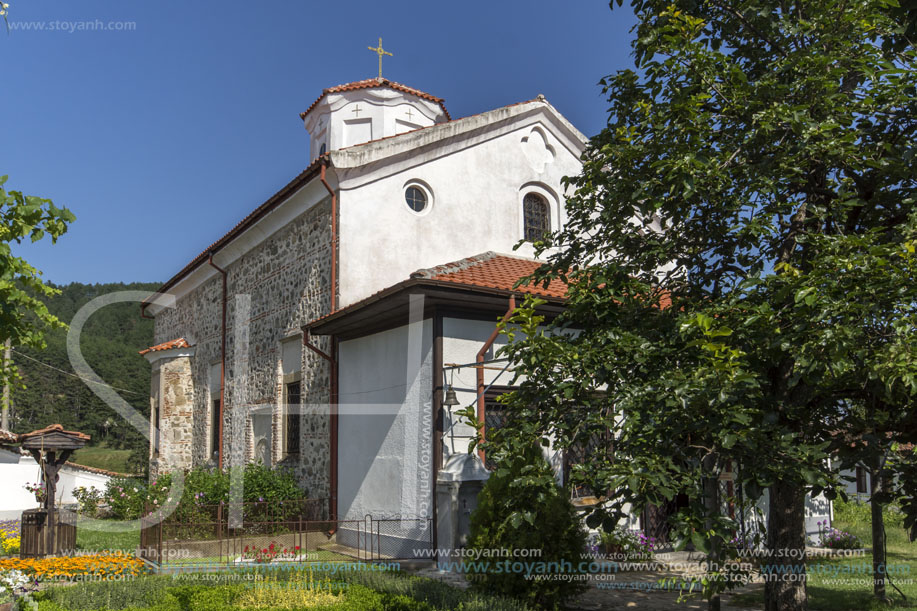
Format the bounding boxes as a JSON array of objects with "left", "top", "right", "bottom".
[{"left": 368, "top": 37, "right": 393, "bottom": 79}]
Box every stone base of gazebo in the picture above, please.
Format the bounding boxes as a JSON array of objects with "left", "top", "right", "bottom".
[{"left": 20, "top": 508, "right": 77, "bottom": 558}]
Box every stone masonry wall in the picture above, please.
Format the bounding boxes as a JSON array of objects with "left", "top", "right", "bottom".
[
  {"left": 155, "top": 356, "right": 194, "bottom": 474},
  {"left": 152, "top": 197, "right": 334, "bottom": 506}
]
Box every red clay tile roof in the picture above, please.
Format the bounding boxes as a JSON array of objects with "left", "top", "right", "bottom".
[
  {"left": 305, "top": 252, "right": 562, "bottom": 331},
  {"left": 139, "top": 337, "right": 192, "bottom": 356},
  {"left": 19, "top": 424, "right": 91, "bottom": 442},
  {"left": 411, "top": 252, "right": 566, "bottom": 299},
  {"left": 65, "top": 461, "right": 135, "bottom": 478},
  {"left": 300, "top": 78, "right": 451, "bottom": 121}
]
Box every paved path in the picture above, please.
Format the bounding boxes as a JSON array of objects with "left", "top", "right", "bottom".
[{"left": 411, "top": 551, "right": 765, "bottom": 610}]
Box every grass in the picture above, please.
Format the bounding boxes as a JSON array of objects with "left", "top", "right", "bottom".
[
  {"left": 70, "top": 443, "right": 134, "bottom": 474},
  {"left": 733, "top": 498, "right": 917, "bottom": 610},
  {"left": 76, "top": 523, "right": 140, "bottom": 552}
]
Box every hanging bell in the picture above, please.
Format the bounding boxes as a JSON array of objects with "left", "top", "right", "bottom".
[{"left": 443, "top": 386, "right": 460, "bottom": 407}]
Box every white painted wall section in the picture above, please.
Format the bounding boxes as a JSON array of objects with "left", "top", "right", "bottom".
[
  {"left": 337, "top": 318, "right": 434, "bottom": 521},
  {"left": 335, "top": 102, "right": 585, "bottom": 308}
]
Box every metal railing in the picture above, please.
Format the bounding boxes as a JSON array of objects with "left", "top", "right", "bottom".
[{"left": 139, "top": 501, "right": 432, "bottom": 567}]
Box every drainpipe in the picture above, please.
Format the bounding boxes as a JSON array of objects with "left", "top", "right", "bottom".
[
  {"left": 140, "top": 303, "right": 154, "bottom": 319},
  {"left": 319, "top": 159, "right": 337, "bottom": 313},
  {"left": 208, "top": 252, "right": 228, "bottom": 471},
  {"left": 317, "top": 158, "right": 339, "bottom": 523},
  {"left": 476, "top": 296, "right": 516, "bottom": 465},
  {"left": 303, "top": 328, "right": 338, "bottom": 523}
]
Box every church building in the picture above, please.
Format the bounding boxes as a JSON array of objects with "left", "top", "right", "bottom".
[{"left": 140, "top": 75, "right": 586, "bottom": 553}]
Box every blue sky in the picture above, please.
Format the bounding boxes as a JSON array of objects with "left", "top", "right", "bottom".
[{"left": 3, "top": 0, "right": 637, "bottom": 284}]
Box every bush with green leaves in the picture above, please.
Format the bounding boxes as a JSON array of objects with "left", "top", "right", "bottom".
[
  {"left": 598, "top": 527, "right": 656, "bottom": 560},
  {"left": 102, "top": 464, "right": 307, "bottom": 522},
  {"left": 465, "top": 443, "right": 587, "bottom": 610},
  {"left": 31, "top": 567, "right": 534, "bottom": 611}
]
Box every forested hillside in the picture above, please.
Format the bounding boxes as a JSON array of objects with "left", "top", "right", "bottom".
[{"left": 8, "top": 282, "right": 160, "bottom": 474}]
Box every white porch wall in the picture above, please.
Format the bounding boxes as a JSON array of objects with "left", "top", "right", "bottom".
[
  {"left": 337, "top": 319, "right": 434, "bottom": 521},
  {"left": 440, "top": 317, "right": 563, "bottom": 478}
]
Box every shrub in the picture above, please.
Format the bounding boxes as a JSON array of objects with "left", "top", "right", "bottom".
[
  {"left": 466, "top": 444, "right": 587, "bottom": 610},
  {"left": 598, "top": 528, "right": 656, "bottom": 559},
  {"left": 254, "top": 566, "right": 532, "bottom": 611},
  {"left": 33, "top": 575, "right": 174, "bottom": 610},
  {"left": 73, "top": 486, "right": 104, "bottom": 517},
  {"left": 103, "top": 464, "right": 308, "bottom": 522},
  {"left": 104, "top": 477, "right": 150, "bottom": 520}
]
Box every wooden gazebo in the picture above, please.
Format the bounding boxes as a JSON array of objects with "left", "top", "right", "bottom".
[{"left": 18, "top": 424, "right": 90, "bottom": 558}]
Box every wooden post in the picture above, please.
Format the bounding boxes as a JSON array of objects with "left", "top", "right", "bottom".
[{"left": 2, "top": 338, "right": 10, "bottom": 430}]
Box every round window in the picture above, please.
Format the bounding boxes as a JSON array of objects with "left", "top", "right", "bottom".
[{"left": 405, "top": 186, "right": 427, "bottom": 212}]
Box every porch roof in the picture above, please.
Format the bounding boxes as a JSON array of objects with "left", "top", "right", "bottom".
[{"left": 306, "top": 252, "right": 566, "bottom": 340}]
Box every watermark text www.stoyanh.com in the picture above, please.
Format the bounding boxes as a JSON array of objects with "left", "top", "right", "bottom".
[{"left": 8, "top": 19, "right": 137, "bottom": 33}]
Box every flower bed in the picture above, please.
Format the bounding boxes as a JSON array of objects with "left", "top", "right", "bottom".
[
  {"left": 597, "top": 528, "right": 657, "bottom": 560},
  {"left": 0, "top": 520, "right": 20, "bottom": 556},
  {"left": 239, "top": 541, "right": 303, "bottom": 563},
  {"left": 817, "top": 520, "right": 862, "bottom": 550},
  {"left": 0, "top": 552, "right": 147, "bottom": 580}
]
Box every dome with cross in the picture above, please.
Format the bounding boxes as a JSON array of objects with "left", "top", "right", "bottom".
[{"left": 301, "top": 77, "right": 451, "bottom": 161}]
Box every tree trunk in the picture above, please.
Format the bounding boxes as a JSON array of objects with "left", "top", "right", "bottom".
[
  {"left": 703, "top": 454, "right": 722, "bottom": 611},
  {"left": 870, "top": 455, "right": 889, "bottom": 602},
  {"left": 765, "top": 479, "right": 808, "bottom": 611}
]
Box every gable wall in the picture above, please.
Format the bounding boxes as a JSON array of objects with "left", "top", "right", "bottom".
[{"left": 337, "top": 120, "right": 582, "bottom": 308}]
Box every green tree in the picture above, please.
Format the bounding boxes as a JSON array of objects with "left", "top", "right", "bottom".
[
  {"left": 465, "top": 440, "right": 588, "bottom": 610},
  {"left": 489, "top": 2, "right": 917, "bottom": 610},
  {"left": 0, "top": 175, "right": 76, "bottom": 390}
]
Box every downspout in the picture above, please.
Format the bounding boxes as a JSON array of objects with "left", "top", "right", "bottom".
[
  {"left": 303, "top": 329, "right": 337, "bottom": 523},
  {"left": 208, "top": 252, "right": 228, "bottom": 471},
  {"left": 476, "top": 296, "right": 516, "bottom": 465},
  {"left": 317, "top": 158, "right": 339, "bottom": 522},
  {"left": 140, "top": 303, "right": 154, "bottom": 320},
  {"left": 431, "top": 313, "right": 443, "bottom": 558},
  {"left": 319, "top": 159, "right": 337, "bottom": 313}
]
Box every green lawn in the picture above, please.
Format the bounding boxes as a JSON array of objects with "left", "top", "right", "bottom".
[
  {"left": 70, "top": 443, "right": 134, "bottom": 474},
  {"left": 734, "top": 499, "right": 917, "bottom": 610},
  {"left": 76, "top": 523, "right": 140, "bottom": 552}
]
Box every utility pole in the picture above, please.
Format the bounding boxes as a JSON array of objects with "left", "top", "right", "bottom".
[{"left": 2, "top": 338, "right": 10, "bottom": 430}]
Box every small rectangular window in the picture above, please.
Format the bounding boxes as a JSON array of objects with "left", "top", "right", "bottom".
[
  {"left": 285, "top": 381, "right": 301, "bottom": 455},
  {"left": 211, "top": 399, "right": 221, "bottom": 461},
  {"left": 483, "top": 392, "right": 510, "bottom": 471}
]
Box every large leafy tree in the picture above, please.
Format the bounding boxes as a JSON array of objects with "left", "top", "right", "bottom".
[
  {"left": 486, "top": 2, "right": 917, "bottom": 610},
  {"left": 0, "top": 175, "right": 76, "bottom": 390}
]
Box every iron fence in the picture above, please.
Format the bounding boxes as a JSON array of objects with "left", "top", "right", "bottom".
[{"left": 139, "top": 500, "right": 432, "bottom": 567}]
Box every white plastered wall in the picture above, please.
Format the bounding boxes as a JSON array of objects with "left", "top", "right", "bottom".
[
  {"left": 337, "top": 319, "right": 434, "bottom": 521},
  {"left": 336, "top": 117, "right": 583, "bottom": 309},
  {"left": 440, "top": 316, "right": 563, "bottom": 478}
]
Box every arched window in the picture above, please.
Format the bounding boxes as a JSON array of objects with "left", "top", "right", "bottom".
[{"left": 523, "top": 192, "right": 551, "bottom": 241}]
